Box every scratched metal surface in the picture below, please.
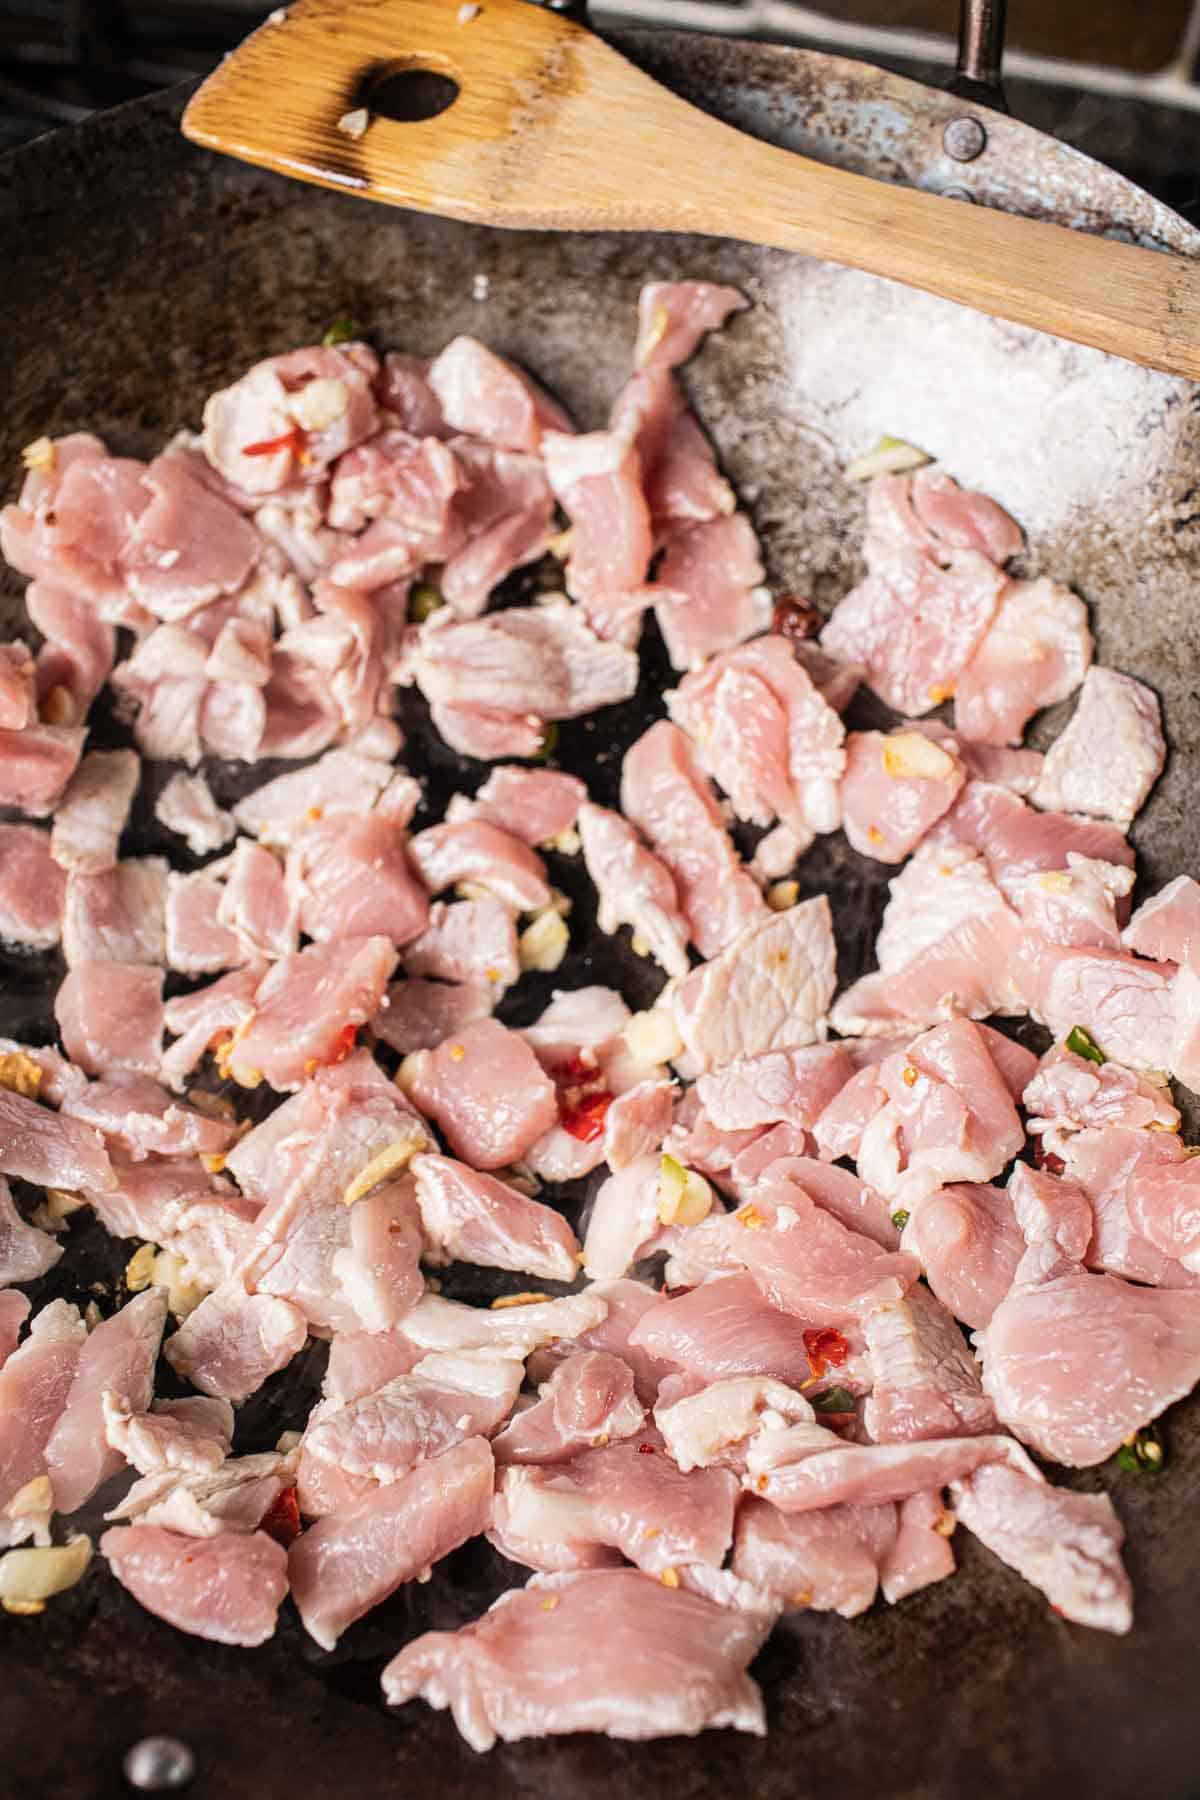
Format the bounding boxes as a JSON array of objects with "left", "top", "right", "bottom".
[{"left": 2, "top": 38, "right": 1200, "bottom": 1799}]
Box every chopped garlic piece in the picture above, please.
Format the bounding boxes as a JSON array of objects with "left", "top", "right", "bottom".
[
  {"left": 657, "top": 1154, "right": 713, "bottom": 1227},
  {"left": 152, "top": 1250, "right": 206, "bottom": 1321},
  {"left": 337, "top": 107, "right": 370, "bottom": 140},
  {"left": 0, "top": 1534, "right": 91, "bottom": 1606},
  {"left": 124, "top": 1243, "right": 158, "bottom": 1293},
  {"left": 0, "top": 1051, "right": 42, "bottom": 1100},
  {"left": 547, "top": 527, "right": 575, "bottom": 560},
  {"left": 4, "top": 1475, "right": 53, "bottom": 1544},
  {"left": 1037, "top": 870, "right": 1073, "bottom": 893},
  {"left": 342, "top": 1135, "right": 424, "bottom": 1206},
  {"left": 844, "top": 436, "right": 931, "bottom": 483},
  {"left": 545, "top": 826, "right": 581, "bottom": 855},
  {"left": 200, "top": 1152, "right": 227, "bottom": 1175},
  {"left": 20, "top": 436, "right": 56, "bottom": 474},
  {"left": 291, "top": 377, "right": 350, "bottom": 432},
  {"left": 276, "top": 1430, "right": 303, "bottom": 1454},
  {"left": 881, "top": 731, "right": 956, "bottom": 781},
  {"left": 767, "top": 880, "right": 798, "bottom": 912},
  {"left": 491, "top": 1291, "right": 555, "bottom": 1310},
  {"left": 45, "top": 1188, "right": 85, "bottom": 1221},
  {"left": 637, "top": 305, "right": 671, "bottom": 369},
  {"left": 519, "top": 909, "right": 569, "bottom": 973},
  {"left": 623, "top": 1004, "right": 682, "bottom": 1070},
  {"left": 41, "top": 685, "right": 76, "bottom": 725}
]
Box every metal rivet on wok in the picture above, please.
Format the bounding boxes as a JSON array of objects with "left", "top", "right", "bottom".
[
  {"left": 942, "top": 115, "right": 987, "bottom": 162},
  {"left": 123, "top": 1736, "right": 196, "bottom": 1791}
]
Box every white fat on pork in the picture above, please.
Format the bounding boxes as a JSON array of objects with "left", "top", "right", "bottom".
[
  {"left": 577, "top": 802, "right": 690, "bottom": 979},
  {"left": 164, "top": 1281, "right": 307, "bottom": 1404},
  {"left": 954, "top": 575, "right": 1092, "bottom": 747},
  {"left": 862, "top": 1283, "right": 996, "bottom": 1443},
  {"left": 105, "top": 1449, "right": 294, "bottom": 1537},
  {"left": 43, "top": 1289, "right": 168, "bottom": 1515},
  {"left": 102, "top": 1392, "right": 234, "bottom": 1477},
  {"left": 154, "top": 770, "right": 235, "bottom": 855},
  {"left": 655, "top": 1375, "right": 816, "bottom": 1473}
]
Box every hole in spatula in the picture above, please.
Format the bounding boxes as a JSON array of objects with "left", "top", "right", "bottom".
[{"left": 368, "top": 68, "right": 460, "bottom": 123}]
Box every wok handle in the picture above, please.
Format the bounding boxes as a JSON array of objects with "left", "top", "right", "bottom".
[{"left": 949, "top": 0, "right": 1009, "bottom": 113}]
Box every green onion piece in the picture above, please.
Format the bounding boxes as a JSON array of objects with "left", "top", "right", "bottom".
[
  {"left": 535, "top": 721, "right": 559, "bottom": 762},
  {"left": 408, "top": 583, "right": 444, "bottom": 624},
  {"left": 811, "top": 1386, "right": 855, "bottom": 1413},
  {"left": 1115, "top": 1426, "right": 1164, "bottom": 1474},
  {"left": 322, "top": 316, "right": 362, "bottom": 346},
  {"left": 891, "top": 1209, "right": 910, "bottom": 1231},
  {"left": 1066, "top": 1025, "right": 1106, "bottom": 1066}
]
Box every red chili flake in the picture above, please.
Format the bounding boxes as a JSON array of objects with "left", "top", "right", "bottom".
[
  {"left": 1033, "top": 1140, "right": 1065, "bottom": 1177},
  {"left": 242, "top": 425, "right": 307, "bottom": 459},
  {"left": 323, "top": 1023, "right": 358, "bottom": 1067},
  {"left": 561, "top": 1090, "right": 613, "bottom": 1143},
  {"left": 772, "top": 597, "right": 822, "bottom": 643},
  {"left": 637, "top": 1443, "right": 656, "bottom": 1456},
  {"left": 260, "top": 1485, "right": 302, "bottom": 1547},
  {"left": 803, "top": 1326, "right": 850, "bottom": 1380},
  {"left": 557, "top": 1053, "right": 595, "bottom": 1084}
]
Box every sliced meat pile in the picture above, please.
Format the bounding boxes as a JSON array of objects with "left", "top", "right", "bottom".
[{"left": 0, "top": 279, "right": 1191, "bottom": 1754}]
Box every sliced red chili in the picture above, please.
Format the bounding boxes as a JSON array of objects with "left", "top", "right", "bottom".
[
  {"left": 561, "top": 1090, "right": 613, "bottom": 1143},
  {"left": 260, "top": 1485, "right": 302, "bottom": 1547},
  {"left": 1033, "top": 1140, "right": 1065, "bottom": 1177},
  {"left": 637, "top": 1442, "right": 655, "bottom": 1456},
  {"left": 557, "top": 1053, "right": 595, "bottom": 1084},
  {"left": 803, "top": 1326, "right": 850, "bottom": 1379},
  {"left": 772, "top": 597, "right": 822, "bottom": 643},
  {"left": 242, "top": 425, "right": 307, "bottom": 458},
  {"left": 323, "top": 1023, "right": 358, "bottom": 1067}
]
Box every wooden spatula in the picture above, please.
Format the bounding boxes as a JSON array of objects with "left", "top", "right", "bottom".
[{"left": 183, "top": 0, "right": 1200, "bottom": 381}]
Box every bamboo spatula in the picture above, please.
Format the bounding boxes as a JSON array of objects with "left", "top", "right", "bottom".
[{"left": 182, "top": 0, "right": 1200, "bottom": 381}]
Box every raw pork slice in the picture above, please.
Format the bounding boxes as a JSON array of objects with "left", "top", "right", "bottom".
[
  {"left": 407, "top": 820, "right": 551, "bottom": 914},
  {"left": 634, "top": 281, "right": 749, "bottom": 371},
  {"left": 540, "top": 427, "right": 653, "bottom": 609},
  {"left": 54, "top": 961, "right": 165, "bottom": 1079},
  {"left": 105, "top": 1449, "right": 293, "bottom": 1537},
  {"left": 217, "top": 840, "right": 297, "bottom": 960},
  {"left": 401, "top": 1020, "right": 559, "bottom": 1169},
  {"left": 526, "top": 1279, "right": 672, "bottom": 1406},
  {"left": 372, "top": 979, "right": 492, "bottom": 1055},
  {"left": 160, "top": 963, "right": 264, "bottom": 1091},
  {"left": 294, "top": 815, "right": 429, "bottom": 947},
  {"left": 412, "top": 1154, "right": 581, "bottom": 1281},
  {"left": 102, "top": 1393, "right": 234, "bottom": 1477},
  {"left": 61, "top": 857, "right": 168, "bottom": 967},
  {"left": 903, "top": 1183, "right": 1024, "bottom": 1329},
  {"left": 652, "top": 514, "right": 772, "bottom": 669},
  {"left": 577, "top": 802, "right": 690, "bottom": 978},
  {"left": 44, "top": 1289, "right": 167, "bottom": 1514},
  {"left": 0, "top": 825, "right": 67, "bottom": 949},
  {"left": 0, "top": 1179, "right": 61, "bottom": 1283},
  {"left": 1123, "top": 875, "right": 1200, "bottom": 965},
  {"left": 1011, "top": 935, "right": 1175, "bottom": 1073},
  {"left": 672, "top": 898, "right": 837, "bottom": 1070},
  {"left": 0, "top": 722, "right": 85, "bottom": 816},
  {"left": 404, "top": 899, "right": 518, "bottom": 991},
  {"left": 950, "top": 1458, "right": 1130, "bottom": 1632},
  {"left": 979, "top": 1265, "right": 1200, "bottom": 1464},
  {"left": 381, "top": 1567, "right": 769, "bottom": 1747},
  {"left": 719, "top": 1188, "right": 918, "bottom": 1324},
  {"left": 164, "top": 1282, "right": 308, "bottom": 1403},
  {"left": 428, "top": 337, "right": 571, "bottom": 450},
  {"left": 629, "top": 1272, "right": 832, "bottom": 1391},
  {"left": 165, "top": 871, "right": 247, "bottom": 976},
  {"left": 49, "top": 749, "right": 139, "bottom": 874},
  {"left": 154, "top": 771, "right": 235, "bottom": 856},
  {"left": 954, "top": 576, "right": 1091, "bottom": 746},
  {"left": 0, "top": 1082, "right": 114, "bottom": 1191},
  {"left": 202, "top": 343, "right": 379, "bottom": 495},
  {"left": 231, "top": 747, "right": 396, "bottom": 846},
  {"left": 451, "top": 766, "right": 586, "bottom": 847},
  {"left": 620, "top": 720, "right": 765, "bottom": 958},
  {"left": 226, "top": 936, "right": 397, "bottom": 1089},
  {"left": 0, "top": 1291, "right": 31, "bottom": 1369},
  {"left": 666, "top": 635, "right": 845, "bottom": 845},
  {"left": 840, "top": 728, "right": 964, "bottom": 864},
  {"left": 289, "top": 1437, "right": 494, "bottom": 1650},
  {"left": 819, "top": 472, "right": 1009, "bottom": 716},
  {"left": 62, "top": 1075, "right": 236, "bottom": 1161},
  {"left": 0, "top": 1300, "right": 86, "bottom": 1524},
  {"left": 492, "top": 1352, "right": 644, "bottom": 1464},
  {"left": 101, "top": 1525, "right": 289, "bottom": 1646},
  {"left": 654, "top": 1374, "right": 815, "bottom": 1472},
  {"left": 698, "top": 1045, "right": 852, "bottom": 1134},
  {"left": 303, "top": 1352, "right": 520, "bottom": 1483},
  {"left": 1032, "top": 666, "right": 1165, "bottom": 828},
  {"left": 732, "top": 1495, "right": 924, "bottom": 1617},
  {"left": 862, "top": 1283, "right": 996, "bottom": 1442},
  {"left": 943, "top": 782, "right": 1135, "bottom": 904}
]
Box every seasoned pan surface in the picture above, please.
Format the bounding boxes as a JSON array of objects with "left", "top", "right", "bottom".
[{"left": 4, "top": 52, "right": 1200, "bottom": 1798}]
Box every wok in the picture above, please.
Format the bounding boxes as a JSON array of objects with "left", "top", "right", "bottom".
[{"left": 3, "top": 11, "right": 1200, "bottom": 1797}]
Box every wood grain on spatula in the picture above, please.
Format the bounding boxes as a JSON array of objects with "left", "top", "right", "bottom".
[{"left": 182, "top": 0, "right": 1200, "bottom": 381}]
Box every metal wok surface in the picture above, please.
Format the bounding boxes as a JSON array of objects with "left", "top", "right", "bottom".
[{"left": 4, "top": 37, "right": 1200, "bottom": 1798}]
